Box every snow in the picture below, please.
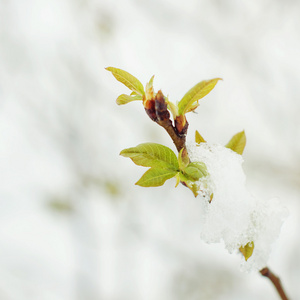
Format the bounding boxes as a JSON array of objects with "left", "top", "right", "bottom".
[{"left": 187, "top": 142, "right": 288, "bottom": 271}]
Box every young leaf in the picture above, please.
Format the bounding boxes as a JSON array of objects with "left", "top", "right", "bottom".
[
  {"left": 106, "top": 67, "right": 145, "bottom": 96},
  {"left": 147, "top": 75, "right": 155, "bottom": 89},
  {"left": 120, "top": 143, "right": 179, "bottom": 170},
  {"left": 178, "top": 148, "right": 189, "bottom": 170},
  {"left": 145, "top": 75, "right": 155, "bottom": 101},
  {"left": 166, "top": 97, "right": 178, "bottom": 119},
  {"left": 116, "top": 94, "right": 143, "bottom": 105},
  {"left": 178, "top": 78, "right": 222, "bottom": 115},
  {"left": 136, "top": 168, "right": 178, "bottom": 187},
  {"left": 195, "top": 130, "right": 206, "bottom": 144},
  {"left": 184, "top": 162, "right": 208, "bottom": 181},
  {"left": 225, "top": 130, "right": 246, "bottom": 155},
  {"left": 176, "top": 172, "right": 199, "bottom": 197},
  {"left": 239, "top": 241, "right": 254, "bottom": 261}
]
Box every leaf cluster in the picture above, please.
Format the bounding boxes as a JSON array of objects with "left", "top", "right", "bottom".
[
  {"left": 120, "top": 143, "right": 207, "bottom": 196},
  {"left": 106, "top": 67, "right": 221, "bottom": 117}
]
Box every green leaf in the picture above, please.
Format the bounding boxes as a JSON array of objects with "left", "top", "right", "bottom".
[
  {"left": 166, "top": 99, "right": 178, "bottom": 119},
  {"left": 178, "top": 148, "right": 189, "bottom": 170},
  {"left": 195, "top": 130, "right": 206, "bottom": 144},
  {"left": 116, "top": 94, "right": 143, "bottom": 105},
  {"left": 225, "top": 130, "right": 246, "bottom": 155},
  {"left": 120, "top": 143, "right": 179, "bottom": 170},
  {"left": 136, "top": 168, "right": 178, "bottom": 187},
  {"left": 106, "top": 67, "right": 145, "bottom": 95},
  {"left": 147, "top": 75, "right": 155, "bottom": 89},
  {"left": 177, "top": 78, "right": 222, "bottom": 115},
  {"left": 239, "top": 242, "right": 254, "bottom": 261},
  {"left": 145, "top": 75, "right": 155, "bottom": 101},
  {"left": 184, "top": 162, "right": 208, "bottom": 181},
  {"left": 175, "top": 172, "right": 199, "bottom": 197}
]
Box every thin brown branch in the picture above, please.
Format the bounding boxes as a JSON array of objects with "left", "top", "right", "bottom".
[
  {"left": 157, "top": 119, "right": 186, "bottom": 152},
  {"left": 260, "top": 267, "right": 289, "bottom": 300}
]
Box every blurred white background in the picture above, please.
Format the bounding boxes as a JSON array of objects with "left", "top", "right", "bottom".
[{"left": 0, "top": 0, "right": 299, "bottom": 299}]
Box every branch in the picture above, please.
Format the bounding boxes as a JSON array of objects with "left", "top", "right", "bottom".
[
  {"left": 157, "top": 118, "right": 187, "bottom": 152},
  {"left": 260, "top": 267, "right": 289, "bottom": 300}
]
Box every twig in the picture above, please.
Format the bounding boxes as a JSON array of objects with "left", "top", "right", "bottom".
[
  {"left": 260, "top": 267, "right": 289, "bottom": 300},
  {"left": 157, "top": 118, "right": 186, "bottom": 152}
]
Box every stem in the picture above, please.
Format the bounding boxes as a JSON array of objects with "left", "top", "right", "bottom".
[
  {"left": 157, "top": 119, "right": 186, "bottom": 152},
  {"left": 260, "top": 267, "right": 289, "bottom": 300}
]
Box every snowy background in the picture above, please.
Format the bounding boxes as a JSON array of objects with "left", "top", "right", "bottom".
[{"left": 0, "top": 0, "right": 300, "bottom": 299}]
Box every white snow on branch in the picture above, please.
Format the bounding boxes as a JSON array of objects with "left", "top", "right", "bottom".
[{"left": 187, "top": 142, "right": 288, "bottom": 271}]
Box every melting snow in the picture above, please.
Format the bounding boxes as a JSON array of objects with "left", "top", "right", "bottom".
[{"left": 187, "top": 142, "right": 288, "bottom": 271}]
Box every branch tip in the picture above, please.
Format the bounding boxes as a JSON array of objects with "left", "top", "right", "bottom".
[{"left": 259, "top": 267, "right": 289, "bottom": 300}]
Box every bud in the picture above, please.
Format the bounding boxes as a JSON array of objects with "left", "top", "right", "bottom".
[
  {"left": 175, "top": 115, "right": 188, "bottom": 135},
  {"left": 144, "top": 99, "right": 157, "bottom": 121},
  {"left": 155, "top": 90, "right": 170, "bottom": 121},
  {"left": 143, "top": 81, "right": 156, "bottom": 121}
]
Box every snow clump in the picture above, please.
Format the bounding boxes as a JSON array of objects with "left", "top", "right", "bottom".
[{"left": 187, "top": 142, "right": 288, "bottom": 272}]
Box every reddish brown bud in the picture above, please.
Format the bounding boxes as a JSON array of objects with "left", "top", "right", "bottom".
[
  {"left": 175, "top": 115, "right": 188, "bottom": 135},
  {"left": 144, "top": 99, "right": 157, "bottom": 121},
  {"left": 155, "top": 90, "right": 170, "bottom": 121}
]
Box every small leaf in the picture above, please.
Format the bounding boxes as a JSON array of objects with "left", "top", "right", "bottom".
[
  {"left": 191, "top": 183, "right": 199, "bottom": 197},
  {"left": 136, "top": 168, "right": 178, "bottom": 187},
  {"left": 106, "top": 67, "right": 145, "bottom": 95},
  {"left": 184, "top": 162, "right": 208, "bottom": 181},
  {"left": 178, "top": 78, "right": 222, "bottom": 115},
  {"left": 116, "top": 94, "right": 143, "bottom": 105},
  {"left": 178, "top": 148, "right": 190, "bottom": 171},
  {"left": 147, "top": 75, "right": 155, "bottom": 89},
  {"left": 225, "top": 130, "right": 246, "bottom": 155},
  {"left": 166, "top": 97, "right": 178, "bottom": 119},
  {"left": 175, "top": 172, "right": 181, "bottom": 187},
  {"left": 239, "top": 242, "right": 255, "bottom": 261},
  {"left": 176, "top": 173, "right": 199, "bottom": 197},
  {"left": 195, "top": 130, "right": 206, "bottom": 144},
  {"left": 120, "top": 143, "right": 179, "bottom": 170},
  {"left": 145, "top": 75, "right": 155, "bottom": 101}
]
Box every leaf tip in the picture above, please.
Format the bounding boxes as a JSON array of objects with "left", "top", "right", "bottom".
[
  {"left": 195, "top": 130, "right": 206, "bottom": 144},
  {"left": 226, "top": 130, "right": 246, "bottom": 155},
  {"left": 239, "top": 241, "right": 254, "bottom": 261}
]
